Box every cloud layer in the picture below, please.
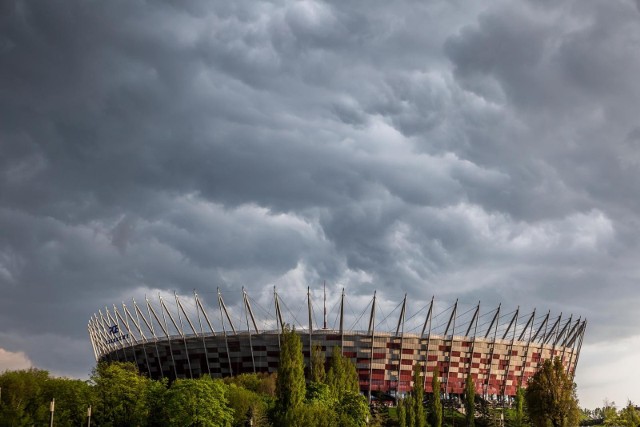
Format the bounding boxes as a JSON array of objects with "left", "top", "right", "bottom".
[{"left": 2, "top": 0, "right": 640, "bottom": 408}]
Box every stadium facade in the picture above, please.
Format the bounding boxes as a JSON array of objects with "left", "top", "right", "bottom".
[{"left": 88, "top": 288, "right": 586, "bottom": 399}]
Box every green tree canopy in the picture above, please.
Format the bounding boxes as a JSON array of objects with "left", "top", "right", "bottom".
[
  {"left": 0, "top": 368, "right": 50, "bottom": 426},
  {"left": 464, "top": 374, "right": 475, "bottom": 427},
  {"left": 618, "top": 402, "right": 640, "bottom": 427},
  {"left": 276, "top": 325, "right": 306, "bottom": 418},
  {"left": 325, "top": 346, "right": 359, "bottom": 400},
  {"left": 525, "top": 357, "right": 579, "bottom": 427},
  {"left": 412, "top": 363, "right": 427, "bottom": 427},
  {"left": 429, "top": 366, "right": 443, "bottom": 427},
  {"left": 91, "top": 361, "right": 154, "bottom": 427},
  {"left": 311, "top": 344, "right": 326, "bottom": 383},
  {"left": 165, "top": 377, "right": 233, "bottom": 427}
]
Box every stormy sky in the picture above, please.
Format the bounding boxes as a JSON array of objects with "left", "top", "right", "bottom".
[{"left": 2, "top": 0, "right": 640, "bottom": 408}]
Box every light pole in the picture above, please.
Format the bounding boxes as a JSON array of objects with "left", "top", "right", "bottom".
[
  {"left": 50, "top": 398, "right": 55, "bottom": 427},
  {"left": 87, "top": 405, "right": 92, "bottom": 427}
]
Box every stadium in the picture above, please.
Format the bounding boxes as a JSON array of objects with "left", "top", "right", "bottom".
[{"left": 87, "top": 288, "right": 586, "bottom": 400}]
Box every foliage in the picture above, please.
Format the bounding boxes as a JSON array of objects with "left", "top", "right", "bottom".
[
  {"left": 0, "top": 368, "right": 52, "bottom": 426},
  {"left": 91, "top": 361, "right": 154, "bottom": 427},
  {"left": 413, "top": 363, "right": 427, "bottom": 427},
  {"left": 465, "top": 375, "right": 475, "bottom": 427},
  {"left": 600, "top": 400, "right": 619, "bottom": 426},
  {"left": 282, "top": 402, "right": 335, "bottom": 427},
  {"left": 146, "top": 377, "right": 169, "bottom": 427},
  {"left": 429, "top": 366, "right": 443, "bottom": 427},
  {"left": 227, "top": 384, "right": 264, "bottom": 427},
  {"left": 164, "top": 376, "right": 234, "bottom": 427},
  {"left": 398, "top": 398, "right": 407, "bottom": 427},
  {"left": 311, "top": 344, "right": 326, "bottom": 383},
  {"left": 525, "top": 358, "right": 579, "bottom": 427},
  {"left": 336, "top": 391, "right": 370, "bottom": 427},
  {"left": 276, "top": 325, "right": 306, "bottom": 417},
  {"left": 512, "top": 387, "right": 526, "bottom": 427},
  {"left": 44, "top": 377, "right": 93, "bottom": 426},
  {"left": 225, "top": 372, "right": 277, "bottom": 397},
  {"left": 617, "top": 402, "right": 640, "bottom": 427},
  {"left": 326, "top": 346, "right": 360, "bottom": 400},
  {"left": 406, "top": 394, "right": 416, "bottom": 427},
  {"left": 306, "top": 381, "right": 333, "bottom": 403}
]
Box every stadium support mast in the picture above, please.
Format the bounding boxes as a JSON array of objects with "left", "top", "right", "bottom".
[
  {"left": 217, "top": 288, "right": 234, "bottom": 376},
  {"left": 339, "top": 288, "right": 345, "bottom": 353},
  {"left": 174, "top": 294, "right": 194, "bottom": 379},
  {"left": 243, "top": 287, "right": 256, "bottom": 373},
  {"left": 518, "top": 309, "right": 536, "bottom": 387},
  {"left": 368, "top": 291, "right": 377, "bottom": 403},
  {"left": 502, "top": 307, "right": 519, "bottom": 398},
  {"left": 308, "top": 286, "right": 313, "bottom": 378},
  {"left": 483, "top": 304, "right": 500, "bottom": 398},
  {"left": 444, "top": 299, "right": 458, "bottom": 396},
  {"left": 422, "top": 296, "right": 434, "bottom": 391},
  {"left": 194, "top": 292, "right": 212, "bottom": 376},
  {"left": 323, "top": 281, "right": 327, "bottom": 330},
  {"left": 395, "top": 293, "right": 407, "bottom": 394},
  {"left": 148, "top": 296, "right": 177, "bottom": 378},
  {"left": 534, "top": 310, "right": 551, "bottom": 371},
  {"left": 465, "top": 302, "right": 480, "bottom": 374}
]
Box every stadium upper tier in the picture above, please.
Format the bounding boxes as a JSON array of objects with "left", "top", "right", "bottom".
[{"left": 88, "top": 288, "right": 586, "bottom": 398}]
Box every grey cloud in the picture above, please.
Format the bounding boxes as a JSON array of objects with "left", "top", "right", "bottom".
[{"left": 2, "top": 0, "right": 640, "bottom": 407}]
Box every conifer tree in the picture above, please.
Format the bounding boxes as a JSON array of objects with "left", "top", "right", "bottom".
[
  {"left": 429, "top": 367, "right": 443, "bottom": 427},
  {"left": 413, "top": 363, "right": 427, "bottom": 427},
  {"left": 310, "top": 344, "right": 326, "bottom": 383},
  {"left": 398, "top": 398, "right": 407, "bottom": 427},
  {"left": 407, "top": 394, "right": 416, "bottom": 427},
  {"left": 513, "top": 387, "right": 525, "bottom": 427},
  {"left": 325, "top": 346, "right": 359, "bottom": 399},
  {"left": 276, "top": 325, "right": 306, "bottom": 417},
  {"left": 464, "top": 375, "right": 475, "bottom": 427}
]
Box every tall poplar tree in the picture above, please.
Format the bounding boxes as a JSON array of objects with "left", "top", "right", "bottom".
[
  {"left": 310, "top": 344, "right": 326, "bottom": 383},
  {"left": 429, "top": 367, "right": 443, "bottom": 427},
  {"left": 464, "top": 375, "right": 475, "bottom": 427},
  {"left": 413, "top": 363, "right": 427, "bottom": 427},
  {"left": 325, "top": 346, "right": 359, "bottom": 399},
  {"left": 276, "top": 326, "right": 306, "bottom": 417}
]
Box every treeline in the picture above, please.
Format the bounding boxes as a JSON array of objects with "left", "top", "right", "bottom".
[
  {"left": 0, "top": 363, "right": 275, "bottom": 426},
  {"left": 580, "top": 401, "right": 640, "bottom": 427},
  {"left": 0, "top": 327, "right": 369, "bottom": 427}
]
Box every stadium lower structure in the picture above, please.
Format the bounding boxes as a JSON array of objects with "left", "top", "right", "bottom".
[{"left": 97, "top": 329, "right": 581, "bottom": 398}]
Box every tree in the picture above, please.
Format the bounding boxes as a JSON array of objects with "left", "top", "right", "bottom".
[
  {"left": 44, "top": 377, "right": 93, "bottom": 427},
  {"left": 276, "top": 326, "right": 306, "bottom": 418},
  {"left": 325, "top": 346, "right": 359, "bottom": 400},
  {"left": 91, "top": 361, "right": 154, "bottom": 427},
  {"left": 336, "top": 391, "right": 370, "bottom": 427},
  {"left": 525, "top": 358, "right": 579, "bottom": 427},
  {"left": 406, "top": 395, "right": 416, "bottom": 427},
  {"left": 0, "top": 368, "right": 50, "bottom": 426},
  {"left": 398, "top": 398, "right": 407, "bottom": 427},
  {"left": 512, "top": 387, "right": 526, "bottom": 427},
  {"left": 311, "top": 344, "right": 326, "bottom": 383},
  {"left": 464, "top": 375, "right": 475, "bottom": 427},
  {"left": 164, "top": 377, "right": 233, "bottom": 427},
  {"left": 618, "top": 402, "right": 640, "bottom": 427},
  {"left": 413, "top": 363, "right": 427, "bottom": 427},
  {"left": 429, "top": 367, "right": 443, "bottom": 427},
  {"left": 227, "top": 384, "right": 269, "bottom": 427},
  {"left": 600, "top": 400, "right": 619, "bottom": 426}
]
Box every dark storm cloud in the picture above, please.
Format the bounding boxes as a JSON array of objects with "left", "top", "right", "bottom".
[{"left": 2, "top": 0, "right": 640, "bottom": 406}]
